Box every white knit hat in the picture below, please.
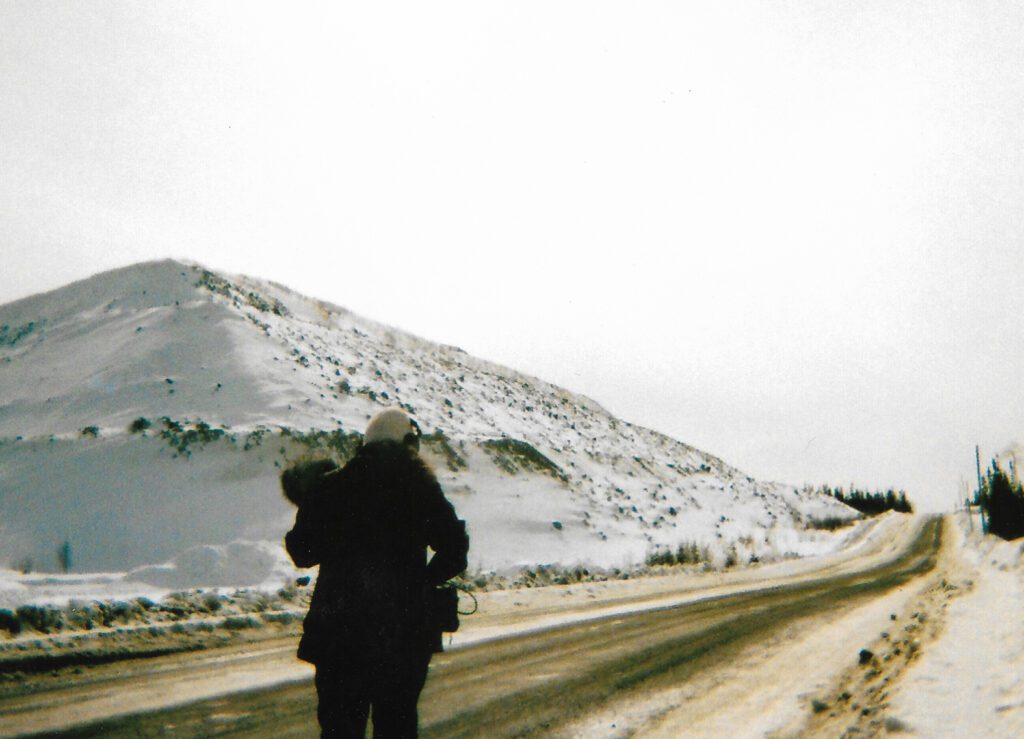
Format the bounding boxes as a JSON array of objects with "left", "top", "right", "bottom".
[{"left": 363, "top": 407, "right": 421, "bottom": 446}]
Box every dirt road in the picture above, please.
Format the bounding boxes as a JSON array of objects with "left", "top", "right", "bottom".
[{"left": 4, "top": 516, "right": 942, "bottom": 738}]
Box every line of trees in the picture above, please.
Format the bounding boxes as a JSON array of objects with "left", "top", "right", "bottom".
[
  {"left": 817, "top": 485, "right": 914, "bottom": 515},
  {"left": 974, "top": 460, "right": 1024, "bottom": 540}
]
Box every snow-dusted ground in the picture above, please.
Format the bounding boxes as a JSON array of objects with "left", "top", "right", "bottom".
[
  {"left": 885, "top": 513, "right": 1024, "bottom": 737},
  {"left": 553, "top": 513, "right": 928, "bottom": 738},
  {"left": 0, "top": 513, "right": 921, "bottom": 738},
  {"left": 5, "top": 512, "right": 1021, "bottom": 739},
  {"left": 548, "top": 513, "right": 1024, "bottom": 738},
  {"left": 0, "top": 508, "right": 882, "bottom": 613}
]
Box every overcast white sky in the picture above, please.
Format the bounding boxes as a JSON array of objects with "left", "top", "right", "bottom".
[{"left": 2, "top": 1, "right": 1022, "bottom": 511}]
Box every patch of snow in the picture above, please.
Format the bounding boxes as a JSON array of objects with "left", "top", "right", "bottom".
[
  {"left": 886, "top": 513, "right": 1024, "bottom": 737},
  {"left": 125, "top": 540, "right": 301, "bottom": 590},
  {"left": 0, "top": 569, "right": 167, "bottom": 610}
]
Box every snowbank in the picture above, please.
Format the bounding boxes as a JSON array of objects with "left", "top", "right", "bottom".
[
  {"left": 886, "top": 513, "right": 1024, "bottom": 737},
  {"left": 125, "top": 540, "right": 301, "bottom": 590},
  {"left": 0, "top": 570, "right": 167, "bottom": 610}
]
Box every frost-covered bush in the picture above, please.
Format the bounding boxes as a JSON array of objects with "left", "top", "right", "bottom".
[
  {"left": 15, "top": 604, "right": 65, "bottom": 633},
  {"left": 482, "top": 438, "right": 566, "bottom": 481},
  {"left": 158, "top": 417, "right": 228, "bottom": 456},
  {"left": 221, "top": 615, "right": 260, "bottom": 630},
  {"left": 422, "top": 430, "right": 467, "bottom": 471},
  {"left": 0, "top": 609, "right": 20, "bottom": 635},
  {"left": 0, "top": 321, "right": 36, "bottom": 347},
  {"left": 807, "top": 516, "right": 857, "bottom": 531},
  {"left": 646, "top": 541, "right": 711, "bottom": 568},
  {"left": 129, "top": 417, "right": 152, "bottom": 433}
]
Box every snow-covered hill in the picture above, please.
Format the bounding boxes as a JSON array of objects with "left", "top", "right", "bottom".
[{"left": 0, "top": 260, "right": 854, "bottom": 590}]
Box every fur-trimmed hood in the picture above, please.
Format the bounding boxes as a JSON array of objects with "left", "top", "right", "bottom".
[
  {"left": 280, "top": 458, "right": 339, "bottom": 507},
  {"left": 280, "top": 442, "right": 437, "bottom": 508}
]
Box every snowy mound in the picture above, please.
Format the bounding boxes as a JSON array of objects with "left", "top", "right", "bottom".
[{"left": 0, "top": 260, "right": 857, "bottom": 591}]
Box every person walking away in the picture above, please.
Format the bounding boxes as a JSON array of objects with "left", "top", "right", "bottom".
[{"left": 282, "top": 408, "right": 469, "bottom": 737}]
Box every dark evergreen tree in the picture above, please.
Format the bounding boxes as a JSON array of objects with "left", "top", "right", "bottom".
[
  {"left": 983, "top": 464, "right": 1024, "bottom": 540},
  {"left": 824, "top": 484, "right": 913, "bottom": 516},
  {"left": 58, "top": 540, "right": 72, "bottom": 573}
]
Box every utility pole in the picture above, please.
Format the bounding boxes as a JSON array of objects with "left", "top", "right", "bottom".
[
  {"left": 976, "top": 445, "right": 983, "bottom": 493},
  {"left": 975, "top": 445, "right": 985, "bottom": 534}
]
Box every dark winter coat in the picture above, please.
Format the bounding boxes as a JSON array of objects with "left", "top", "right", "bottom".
[{"left": 282, "top": 443, "right": 469, "bottom": 666}]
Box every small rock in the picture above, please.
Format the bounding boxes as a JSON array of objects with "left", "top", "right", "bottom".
[{"left": 884, "top": 716, "right": 911, "bottom": 732}]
